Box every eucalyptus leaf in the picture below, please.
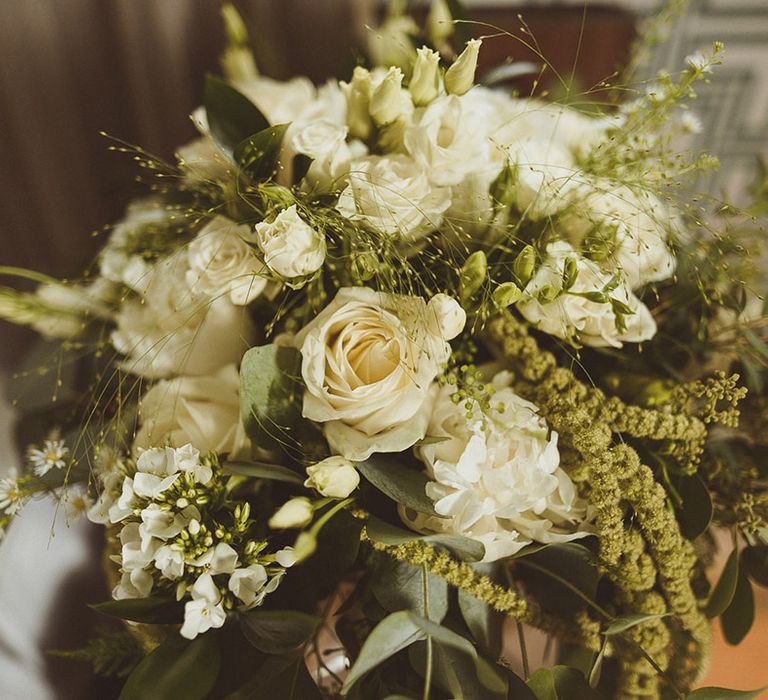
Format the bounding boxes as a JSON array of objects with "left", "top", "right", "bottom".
[
  {"left": 742, "top": 545, "right": 768, "bottom": 587},
  {"left": 674, "top": 473, "right": 713, "bottom": 540},
  {"left": 223, "top": 653, "right": 322, "bottom": 700},
  {"left": 234, "top": 124, "right": 289, "bottom": 181},
  {"left": 527, "top": 665, "right": 603, "bottom": 700},
  {"left": 204, "top": 75, "right": 269, "bottom": 155},
  {"left": 370, "top": 555, "right": 448, "bottom": 622},
  {"left": 119, "top": 632, "right": 220, "bottom": 700},
  {"left": 223, "top": 460, "right": 304, "bottom": 485},
  {"left": 342, "top": 611, "right": 505, "bottom": 695},
  {"left": 239, "top": 344, "right": 306, "bottom": 453},
  {"left": 366, "top": 515, "right": 484, "bottom": 561},
  {"left": 458, "top": 563, "right": 504, "bottom": 655},
  {"left": 91, "top": 597, "right": 182, "bottom": 624},
  {"left": 357, "top": 455, "right": 440, "bottom": 517},
  {"left": 240, "top": 610, "right": 320, "bottom": 654},
  {"left": 603, "top": 613, "right": 667, "bottom": 636},
  {"left": 721, "top": 563, "right": 755, "bottom": 645},
  {"left": 516, "top": 542, "right": 600, "bottom": 614},
  {"left": 686, "top": 687, "right": 768, "bottom": 699},
  {"left": 705, "top": 549, "right": 739, "bottom": 618}
]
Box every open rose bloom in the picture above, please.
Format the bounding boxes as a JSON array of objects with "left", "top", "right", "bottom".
[{"left": 0, "top": 5, "right": 764, "bottom": 700}]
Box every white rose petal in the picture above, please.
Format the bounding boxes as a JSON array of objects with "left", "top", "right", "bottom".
[{"left": 304, "top": 456, "right": 360, "bottom": 498}]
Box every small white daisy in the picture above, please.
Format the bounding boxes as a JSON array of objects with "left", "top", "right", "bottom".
[
  {"left": 685, "top": 51, "right": 713, "bottom": 74},
  {"left": 27, "top": 439, "right": 69, "bottom": 477},
  {"left": 0, "top": 476, "right": 25, "bottom": 515}
]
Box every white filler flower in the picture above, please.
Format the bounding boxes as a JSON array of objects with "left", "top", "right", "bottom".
[{"left": 410, "top": 370, "right": 590, "bottom": 562}]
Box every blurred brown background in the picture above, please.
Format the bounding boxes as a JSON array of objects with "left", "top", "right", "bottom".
[{"left": 0, "top": 1, "right": 766, "bottom": 697}]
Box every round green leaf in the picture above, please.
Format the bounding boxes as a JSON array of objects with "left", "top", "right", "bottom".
[
  {"left": 357, "top": 455, "right": 441, "bottom": 517},
  {"left": 119, "top": 632, "right": 220, "bottom": 700},
  {"left": 240, "top": 610, "right": 319, "bottom": 654},
  {"left": 674, "top": 474, "right": 713, "bottom": 540},
  {"left": 91, "top": 597, "right": 182, "bottom": 624},
  {"left": 204, "top": 75, "right": 269, "bottom": 155},
  {"left": 686, "top": 686, "right": 768, "bottom": 699}
]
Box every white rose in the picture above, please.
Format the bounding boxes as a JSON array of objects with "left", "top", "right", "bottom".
[
  {"left": 408, "top": 369, "right": 590, "bottom": 562},
  {"left": 134, "top": 364, "right": 250, "bottom": 459},
  {"left": 517, "top": 241, "right": 657, "bottom": 348},
  {"left": 405, "top": 95, "right": 500, "bottom": 187},
  {"left": 287, "top": 120, "right": 359, "bottom": 193},
  {"left": 112, "top": 251, "right": 254, "bottom": 379},
  {"left": 187, "top": 216, "right": 268, "bottom": 305},
  {"left": 561, "top": 182, "right": 676, "bottom": 288},
  {"left": 294, "top": 287, "right": 465, "bottom": 460},
  {"left": 336, "top": 155, "right": 450, "bottom": 243},
  {"left": 304, "top": 456, "right": 360, "bottom": 498},
  {"left": 251, "top": 205, "right": 326, "bottom": 279},
  {"left": 269, "top": 497, "right": 314, "bottom": 529}
]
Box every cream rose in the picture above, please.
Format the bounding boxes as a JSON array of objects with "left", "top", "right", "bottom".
[
  {"left": 187, "top": 216, "right": 268, "bottom": 305},
  {"left": 294, "top": 287, "right": 466, "bottom": 460},
  {"left": 251, "top": 205, "right": 326, "bottom": 279},
  {"left": 134, "top": 364, "right": 250, "bottom": 458},
  {"left": 336, "top": 155, "right": 450, "bottom": 243}
]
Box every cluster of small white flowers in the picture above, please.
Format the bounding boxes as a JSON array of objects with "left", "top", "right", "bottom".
[
  {"left": 409, "top": 370, "right": 591, "bottom": 561},
  {"left": 90, "top": 444, "right": 294, "bottom": 640},
  {"left": 0, "top": 472, "right": 26, "bottom": 517}
]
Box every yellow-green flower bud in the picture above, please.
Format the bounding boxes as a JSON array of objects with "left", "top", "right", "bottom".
[
  {"left": 492, "top": 282, "right": 522, "bottom": 309},
  {"left": 427, "top": 0, "right": 453, "bottom": 47},
  {"left": 536, "top": 284, "right": 559, "bottom": 303},
  {"left": 304, "top": 456, "right": 360, "bottom": 499},
  {"left": 292, "top": 532, "right": 317, "bottom": 563},
  {"left": 445, "top": 39, "right": 482, "bottom": 96},
  {"left": 370, "top": 67, "right": 405, "bottom": 126},
  {"left": 268, "top": 497, "right": 314, "bottom": 529},
  {"left": 346, "top": 66, "right": 372, "bottom": 140},
  {"left": 459, "top": 250, "right": 487, "bottom": 301},
  {"left": 409, "top": 47, "right": 441, "bottom": 106},
  {"left": 513, "top": 245, "right": 536, "bottom": 285}
]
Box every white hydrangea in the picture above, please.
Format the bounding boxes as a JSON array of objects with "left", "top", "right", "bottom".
[
  {"left": 517, "top": 241, "right": 657, "bottom": 348},
  {"left": 408, "top": 370, "right": 590, "bottom": 562},
  {"left": 336, "top": 154, "right": 451, "bottom": 243}
]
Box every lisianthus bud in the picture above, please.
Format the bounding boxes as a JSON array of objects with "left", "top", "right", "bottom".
[
  {"left": 370, "top": 67, "right": 405, "bottom": 126},
  {"left": 304, "top": 456, "right": 359, "bottom": 499},
  {"left": 427, "top": 0, "right": 453, "bottom": 48},
  {"left": 409, "top": 47, "right": 441, "bottom": 106},
  {"left": 513, "top": 245, "right": 536, "bottom": 285},
  {"left": 459, "top": 250, "right": 487, "bottom": 301},
  {"left": 292, "top": 532, "right": 317, "bottom": 563},
  {"left": 427, "top": 293, "right": 466, "bottom": 340},
  {"left": 346, "top": 66, "right": 372, "bottom": 140},
  {"left": 445, "top": 39, "right": 482, "bottom": 96},
  {"left": 492, "top": 282, "right": 522, "bottom": 309},
  {"left": 268, "top": 497, "right": 313, "bottom": 529}
]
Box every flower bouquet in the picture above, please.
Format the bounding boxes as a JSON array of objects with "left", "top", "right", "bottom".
[{"left": 1, "top": 2, "right": 767, "bottom": 699}]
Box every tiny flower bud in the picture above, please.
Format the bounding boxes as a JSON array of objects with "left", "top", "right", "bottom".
[
  {"left": 304, "top": 456, "right": 360, "bottom": 499},
  {"left": 459, "top": 250, "right": 487, "bottom": 301},
  {"left": 292, "top": 532, "right": 317, "bottom": 563},
  {"left": 513, "top": 245, "right": 536, "bottom": 285},
  {"left": 427, "top": 0, "right": 454, "bottom": 47},
  {"left": 370, "top": 67, "right": 405, "bottom": 126},
  {"left": 409, "top": 47, "right": 441, "bottom": 106},
  {"left": 445, "top": 39, "right": 482, "bottom": 96},
  {"left": 492, "top": 282, "right": 522, "bottom": 309},
  {"left": 346, "top": 66, "right": 372, "bottom": 140},
  {"left": 268, "top": 497, "right": 314, "bottom": 529}
]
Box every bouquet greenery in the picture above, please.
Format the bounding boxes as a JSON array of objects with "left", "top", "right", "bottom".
[{"left": 1, "top": 2, "right": 767, "bottom": 699}]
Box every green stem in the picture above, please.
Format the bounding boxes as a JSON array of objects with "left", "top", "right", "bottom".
[
  {"left": 516, "top": 619, "right": 530, "bottom": 680},
  {"left": 422, "top": 562, "right": 432, "bottom": 700},
  {"left": 309, "top": 497, "right": 354, "bottom": 537},
  {"left": 0, "top": 266, "right": 62, "bottom": 286}
]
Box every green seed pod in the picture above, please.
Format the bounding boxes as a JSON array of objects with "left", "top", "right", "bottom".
[
  {"left": 459, "top": 250, "right": 487, "bottom": 301},
  {"left": 492, "top": 281, "right": 522, "bottom": 309},
  {"left": 513, "top": 245, "right": 536, "bottom": 286}
]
